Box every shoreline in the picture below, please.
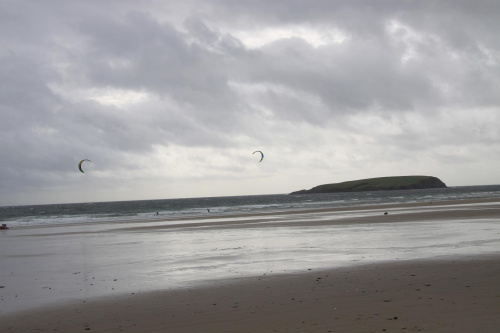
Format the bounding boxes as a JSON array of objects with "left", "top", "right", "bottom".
[
  {"left": 71, "top": 197, "right": 500, "bottom": 233},
  {"left": 11, "top": 197, "right": 500, "bottom": 232},
  {"left": 1, "top": 254, "right": 499, "bottom": 332},
  {"left": 9, "top": 197, "right": 500, "bottom": 229}
]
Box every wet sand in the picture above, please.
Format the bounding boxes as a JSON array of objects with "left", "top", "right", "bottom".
[
  {"left": 113, "top": 197, "right": 500, "bottom": 232},
  {"left": 1, "top": 198, "right": 500, "bottom": 332},
  {"left": 1, "top": 256, "right": 499, "bottom": 332}
]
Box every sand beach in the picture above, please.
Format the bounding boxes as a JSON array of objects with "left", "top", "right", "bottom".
[{"left": 1, "top": 198, "right": 499, "bottom": 332}]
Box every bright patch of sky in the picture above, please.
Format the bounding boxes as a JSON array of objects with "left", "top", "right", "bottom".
[
  {"left": 386, "top": 20, "right": 427, "bottom": 64},
  {"left": 233, "top": 26, "right": 348, "bottom": 48},
  {"left": 50, "top": 85, "right": 149, "bottom": 108}
]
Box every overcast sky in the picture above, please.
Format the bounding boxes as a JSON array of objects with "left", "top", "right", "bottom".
[{"left": 1, "top": 0, "right": 499, "bottom": 205}]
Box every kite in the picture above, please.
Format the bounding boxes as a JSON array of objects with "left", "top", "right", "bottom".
[
  {"left": 78, "top": 159, "right": 91, "bottom": 173},
  {"left": 253, "top": 150, "right": 264, "bottom": 162}
]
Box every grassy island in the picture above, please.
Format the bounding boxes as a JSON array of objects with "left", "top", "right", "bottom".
[{"left": 291, "top": 175, "right": 447, "bottom": 194}]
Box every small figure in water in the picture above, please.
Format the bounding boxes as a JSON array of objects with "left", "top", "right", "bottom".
[
  {"left": 207, "top": 209, "right": 211, "bottom": 213},
  {"left": 156, "top": 212, "right": 159, "bottom": 216},
  {"left": 0, "top": 224, "right": 9, "bottom": 230},
  {"left": 384, "top": 212, "right": 388, "bottom": 215}
]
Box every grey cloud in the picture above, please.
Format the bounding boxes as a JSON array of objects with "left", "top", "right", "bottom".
[
  {"left": 66, "top": 12, "right": 246, "bottom": 136},
  {"left": 184, "top": 17, "right": 221, "bottom": 45},
  {"left": 1, "top": 0, "right": 500, "bottom": 205},
  {"left": 75, "top": 13, "right": 228, "bottom": 97},
  {"left": 196, "top": 0, "right": 500, "bottom": 112},
  {"left": 232, "top": 36, "right": 439, "bottom": 117}
]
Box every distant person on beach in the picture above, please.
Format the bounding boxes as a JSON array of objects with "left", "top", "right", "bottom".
[
  {"left": 207, "top": 209, "right": 211, "bottom": 213},
  {"left": 0, "top": 224, "right": 8, "bottom": 229}
]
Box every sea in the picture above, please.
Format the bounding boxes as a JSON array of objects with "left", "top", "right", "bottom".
[{"left": 2, "top": 185, "right": 500, "bottom": 228}]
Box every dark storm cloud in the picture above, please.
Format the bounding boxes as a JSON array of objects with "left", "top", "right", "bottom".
[
  {"left": 234, "top": 36, "right": 439, "bottom": 117},
  {"left": 56, "top": 10, "right": 247, "bottom": 138}
]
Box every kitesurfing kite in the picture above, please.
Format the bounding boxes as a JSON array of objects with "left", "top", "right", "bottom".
[
  {"left": 253, "top": 150, "right": 264, "bottom": 162},
  {"left": 78, "top": 159, "right": 91, "bottom": 173}
]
